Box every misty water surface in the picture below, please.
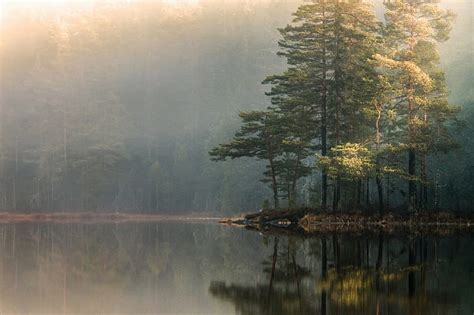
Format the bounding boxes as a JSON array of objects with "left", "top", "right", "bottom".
[{"left": 0, "top": 221, "right": 472, "bottom": 314}]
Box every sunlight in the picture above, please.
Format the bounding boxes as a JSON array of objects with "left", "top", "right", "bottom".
[
  {"left": 0, "top": 0, "right": 92, "bottom": 16},
  {"left": 2, "top": 0, "right": 82, "bottom": 6},
  {"left": 161, "top": 0, "right": 200, "bottom": 6},
  {"left": 0, "top": 0, "right": 200, "bottom": 21},
  {"left": 0, "top": 0, "right": 200, "bottom": 6}
]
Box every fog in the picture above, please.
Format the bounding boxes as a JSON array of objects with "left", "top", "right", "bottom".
[{"left": 0, "top": 0, "right": 472, "bottom": 214}]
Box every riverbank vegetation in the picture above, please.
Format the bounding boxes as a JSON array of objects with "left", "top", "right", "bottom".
[{"left": 211, "top": 0, "right": 465, "bottom": 215}]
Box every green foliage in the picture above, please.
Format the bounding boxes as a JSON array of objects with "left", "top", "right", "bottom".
[
  {"left": 211, "top": 0, "right": 462, "bottom": 211},
  {"left": 318, "top": 143, "right": 375, "bottom": 180},
  {"left": 0, "top": 0, "right": 468, "bottom": 213}
]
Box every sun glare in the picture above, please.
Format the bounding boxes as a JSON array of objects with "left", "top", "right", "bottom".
[
  {"left": 3, "top": 0, "right": 84, "bottom": 6},
  {"left": 1, "top": 0, "right": 199, "bottom": 6},
  {"left": 0, "top": 0, "right": 202, "bottom": 25},
  {"left": 161, "top": 0, "right": 200, "bottom": 6},
  {"left": 0, "top": 0, "right": 200, "bottom": 17}
]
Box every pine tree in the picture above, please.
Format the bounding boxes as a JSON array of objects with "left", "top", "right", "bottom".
[
  {"left": 209, "top": 110, "right": 284, "bottom": 208},
  {"left": 276, "top": 0, "right": 381, "bottom": 210},
  {"left": 263, "top": 68, "right": 317, "bottom": 206},
  {"left": 376, "top": 0, "right": 456, "bottom": 210}
]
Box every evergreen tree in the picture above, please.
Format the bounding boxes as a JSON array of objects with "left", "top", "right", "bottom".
[
  {"left": 376, "top": 0, "right": 457, "bottom": 210},
  {"left": 276, "top": 0, "right": 381, "bottom": 210},
  {"left": 263, "top": 68, "right": 317, "bottom": 206},
  {"left": 209, "top": 110, "right": 284, "bottom": 208}
]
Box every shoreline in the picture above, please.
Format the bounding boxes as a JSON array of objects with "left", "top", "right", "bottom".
[
  {"left": 220, "top": 209, "right": 474, "bottom": 236},
  {"left": 0, "top": 212, "right": 221, "bottom": 224}
]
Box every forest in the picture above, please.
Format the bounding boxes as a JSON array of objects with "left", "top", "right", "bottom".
[
  {"left": 210, "top": 0, "right": 472, "bottom": 214},
  {"left": 0, "top": 0, "right": 473, "bottom": 214},
  {"left": 0, "top": 2, "right": 473, "bottom": 314}
]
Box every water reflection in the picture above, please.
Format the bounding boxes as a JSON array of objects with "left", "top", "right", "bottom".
[
  {"left": 210, "top": 237, "right": 316, "bottom": 314},
  {"left": 0, "top": 222, "right": 471, "bottom": 314},
  {"left": 210, "top": 233, "right": 473, "bottom": 315}
]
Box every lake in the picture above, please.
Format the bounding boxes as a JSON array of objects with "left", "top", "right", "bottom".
[{"left": 0, "top": 221, "right": 472, "bottom": 314}]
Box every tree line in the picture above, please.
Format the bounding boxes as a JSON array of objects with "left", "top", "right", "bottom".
[
  {"left": 211, "top": 0, "right": 460, "bottom": 214},
  {"left": 1, "top": 1, "right": 293, "bottom": 213},
  {"left": 1, "top": 0, "right": 471, "bottom": 214}
]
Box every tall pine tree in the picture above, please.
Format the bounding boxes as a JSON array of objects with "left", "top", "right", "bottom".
[{"left": 376, "top": 0, "right": 456, "bottom": 210}]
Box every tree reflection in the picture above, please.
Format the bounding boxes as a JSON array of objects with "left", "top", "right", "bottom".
[
  {"left": 209, "top": 236, "right": 318, "bottom": 315},
  {"left": 210, "top": 232, "right": 466, "bottom": 315},
  {"left": 0, "top": 223, "right": 469, "bottom": 314}
]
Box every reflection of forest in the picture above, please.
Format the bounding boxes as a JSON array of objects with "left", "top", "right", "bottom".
[
  {"left": 0, "top": 223, "right": 471, "bottom": 314},
  {"left": 209, "top": 234, "right": 473, "bottom": 315},
  {"left": 210, "top": 237, "right": 317, "bottom": 314},
  {"left": 0, "top": 222, "right": 266, "bottom": 314}
]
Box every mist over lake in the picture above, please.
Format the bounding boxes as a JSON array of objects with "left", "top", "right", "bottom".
[{"left": 0, "top": 0, "right": 473, "bottom": 314}]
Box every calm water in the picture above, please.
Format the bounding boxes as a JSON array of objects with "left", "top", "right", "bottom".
[{"left": 0, "top": 221, "right": 472, "bottom": 314}]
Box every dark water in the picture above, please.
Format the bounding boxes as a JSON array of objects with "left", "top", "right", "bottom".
[{"left": 0, "top": 221, "right": 472, "bottom": 314}]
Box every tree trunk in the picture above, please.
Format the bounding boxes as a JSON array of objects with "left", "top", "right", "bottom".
[
  {"left": 357, "top": 179, "right": 362, "bottom": 206},
  {"left": 333, "top": 5, "right": 342, "bottom": 213},
  {"left": 420, "top": 154, "right": 428, "bottom": 211},
  {"left": 376, "top": 172, "right": 384, "bottom": 215},
  {"left": 333, "top": 177, "right": 341, "bottom": 212},
  {"left": 320, "top": 1, "right": 328, "bottom": 211},
  {"left": 408, "top": 149, "right": 416, "bottom": 211},
  {"left": 375, "top": 106, "right": 384, "bottom": 215},
  {"left": 366, "top": 178, "right": 370, "bottom": 208},
  {"left": 268, "top": 156, "right": 279, "bottom": 209},
  {"left": 290, "top": 154, "right": 301, "bottom": 208}
]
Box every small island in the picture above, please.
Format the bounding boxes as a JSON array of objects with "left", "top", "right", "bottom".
[
  {"left": 220, "top": 208, "right": 474, "bottom": 236},
  {"left": 211, "top": 1, "right": 472, "bottom": 237}
]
